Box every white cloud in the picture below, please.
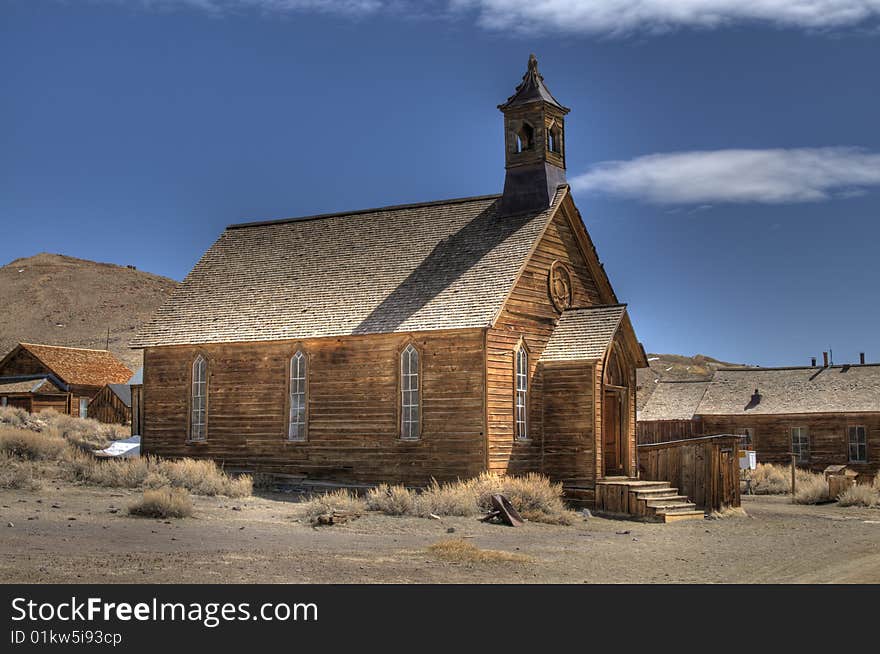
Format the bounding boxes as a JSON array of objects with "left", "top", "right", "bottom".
[
  {"left": 452, "top": 1, "right": 880, "bottom": 35},
  {"left": 86, "top": 1, "right": 880, "bottom": 35},
  {"left": 570, "top": 147, "right": 880, "bottom": 204}
]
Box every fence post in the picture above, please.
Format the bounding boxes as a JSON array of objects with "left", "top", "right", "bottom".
[{"left": 790, "top": 453, "right": 797, "bottom": 502}]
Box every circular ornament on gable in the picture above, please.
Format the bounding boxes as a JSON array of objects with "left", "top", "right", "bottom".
[{"left": 548, "top": 260, "right": 573, "bottom": 312}]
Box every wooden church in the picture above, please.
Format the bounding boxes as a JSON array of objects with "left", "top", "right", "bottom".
[{"left": 132, "top": 56, "right": 648, "bottom": 499}]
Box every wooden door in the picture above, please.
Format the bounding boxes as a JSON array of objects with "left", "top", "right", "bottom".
[{"left": 603, "top": 390, "right": 622, "bottom": 476}]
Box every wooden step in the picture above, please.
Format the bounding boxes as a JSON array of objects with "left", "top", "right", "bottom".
[
  {"left": 655, "top": 509, "right": 705, "bottom": 523},
  {"left": 645, "top": 497, "right": 691, "bottom": 507},
  {"left": 647, "top": 501, "right": 697, "bottom": 511},
  {"left": 634, "top": 487, "right": 679, "bottom": 498}
]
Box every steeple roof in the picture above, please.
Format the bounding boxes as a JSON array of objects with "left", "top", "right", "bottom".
[{"left": 498, "top": 54, "right": 569, "bottom": 113}]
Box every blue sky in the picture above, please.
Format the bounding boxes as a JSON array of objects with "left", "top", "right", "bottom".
[{"left": 2, "top": 1, "right": 879, "bottom": 367}]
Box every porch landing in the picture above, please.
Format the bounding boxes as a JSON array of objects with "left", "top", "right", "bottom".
[{"left": 594, "top": 478, "right": 705, "bottom": 523}]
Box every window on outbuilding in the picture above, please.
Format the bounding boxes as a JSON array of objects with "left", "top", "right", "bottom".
[
  {"left": 0, "top": 397, "right": 6, "bottom": 407},
  {"left": 848, "top": 425, "right": 867, "bottom": 463},
  {"left": 190, "top": 355, "right": 207, "bottom": 442},
  {"left": 400, "top": 344, "right": 420, "bottom": 440},
  {"left": 288, "top": 351, "right": 307, "bottom": 441},
  {"left": 79, "top": 397, "right": 88, "bottom": 419},
  {"left": 515, "top": 343, "right": 529, "bottom": 440},
  {"left": 791, "top": 426, "right": 809, "bottom": 463}
]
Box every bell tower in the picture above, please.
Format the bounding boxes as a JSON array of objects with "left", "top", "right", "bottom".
[{"left": 498, "top": 54, "right": 570, "bottom": 215}]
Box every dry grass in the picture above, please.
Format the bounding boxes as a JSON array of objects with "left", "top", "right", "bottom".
[
  {"left": 427, "top": 539, "right": 532, "bottom": 564},
  {"left": 0, "top": 451, "right": 42, "bottom": 490},
  {"left": 63, "top": 449, "right": 252, "bottom": 497},
  {"left": 299, "top": 489, "right": 366, "bottom": 522},
  {"left": 874, "top": 471, "right": 880, "bottom": 491},
  {"left": 747, "top": 463, "right": 828, "bottom": 497},
  {"left": 128, "top": 487, "right": 193, "bottom": 518},
  {"left": 793, "top": 472, "right": 831, "bottom": 505},
  {"left": 0, "top": 406, "right": 125, "bottom": 450},
  {"left": 837, "top": 484, "right": 880, "bottom": 508},
  {"left": 0, "top": 411, "right": 251, "bottom": 498},
  {"left": 0, "top": 426, "right": 68, "bottom": 460},
  {"left": 365, "top": 473, "right": 575, "bottom": 525}
]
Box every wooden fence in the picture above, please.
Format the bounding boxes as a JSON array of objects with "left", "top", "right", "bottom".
[{"left": 637, "top": 434, "right": 741, "bottom": 512}]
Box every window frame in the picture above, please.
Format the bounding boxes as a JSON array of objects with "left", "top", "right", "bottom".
[
  {"left": 514, "top": 339, "right": 530, "bottom": 441},
  {"left": 399, "top": 342, "right": 422, "bottom": 441},
  {"left": 790, "top": 426, "right": 809, "bottom": 464},
  {"left": 847, "top": 424, "right": 868, "bottom": 463},
  {"left": 286, "top": 349, "right": 309, "bottom": 442},
  {"left": 187, "top": 353, "right": 208, "bottom": 443},
  {"left": 79, "top": 397, "right": 89, "bottom": 419}
]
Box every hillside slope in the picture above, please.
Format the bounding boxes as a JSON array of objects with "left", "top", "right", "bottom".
[{"left": 0, "top": 253, "right": 178, "bottom": 370}]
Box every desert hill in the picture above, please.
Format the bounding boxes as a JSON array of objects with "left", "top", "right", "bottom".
[{"left": 0, "top": 253, "right": 178, "bottom": 371}]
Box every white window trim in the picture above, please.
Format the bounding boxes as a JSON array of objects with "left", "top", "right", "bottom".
[
  {"left": 848, "top": 425, "right": 868, "bottom": 463},
  {"left": 400, "top": 344, "right": 421, "bottom": 441},
  {"left": 791, "top": 426, "right": 809, "bottom": 463},
  {"left": 189, "top": 355, "right": 207, "bottom": 442},
  {"left": 514, "top": 342, "right": 529, "bottom": 441},
  {"left": 288, "top": 351, "right": 308, "bottom": 442}
]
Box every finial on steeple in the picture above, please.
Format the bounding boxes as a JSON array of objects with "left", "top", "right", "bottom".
[{"left": 498, "top": 54, "right": 569, "bottom": 113}]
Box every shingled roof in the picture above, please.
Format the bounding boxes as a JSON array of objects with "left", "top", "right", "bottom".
[
  {"left": 0, "top": 376, "right": 65, "bottom": 395},
  {"left": 132, "top": 189, "right": 566, "bottom": 348},
  {"left": 539, "top": 305, "right": 627, "bottom": 362},
  {"left": 7, "top": 344, "right": 132, "bottom": 387},
  {"left": 696, "top": 366, "right": 880, "bottom": 415},
  {"left": 638, "top": 380, "right": 710, "bottom": 421},
  {"left": 498, "top": 54, "right": 569, "bottom": 113}
]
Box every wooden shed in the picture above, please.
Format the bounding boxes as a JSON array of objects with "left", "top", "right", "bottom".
[
  {"left": 88, "top": 383, "right": 132, "bottom": 425},
  {"left": 131, "top": 56, "right": 649, "bottom": 501}
]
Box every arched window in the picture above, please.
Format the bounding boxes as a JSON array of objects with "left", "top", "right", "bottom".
[
  {"left": 514, "top": 122, "right": 534, "bottom": 153},
  {"left": 400, "top": 344, "right": 420, "bottom": 440},
  {"left": 515, "top": 343, "right": 529, "bottom": 440},
  {"left": 288, "top": 351, "right": 308, "bottom": 441},
  {"left": 190, "top": 355, "right": 207, "bottom": 442},
  {"left": 547, "top": 122, "right": 562, "bottom": 154}
]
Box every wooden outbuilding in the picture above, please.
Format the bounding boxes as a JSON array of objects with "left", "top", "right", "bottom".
[
  {"left": 88, "top": 383, "right": 132, "bottom": 425},
  {"left": 129, "top": 367, "right": 143, "bottom": 436},
  {"left": 131, "top": 56, "right": 649, "bottom": 501},
  {"left": 638, "top": 365, "right": 880, "bottom": 482},
  {"left": 0, "top": 343, "right": 132, "bottom": 417}
]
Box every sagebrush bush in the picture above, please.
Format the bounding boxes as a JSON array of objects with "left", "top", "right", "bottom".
[
  {"left": 61, "top": 449, "right": 252, "bottom": 497},
  {"left": 793, "top": 472, "right": 830, "bottom": 505},
  {"left": 365, "top": 484, "right": 417, "bottom": 515},
  {"left": 362, "top": 473, "right": 575, "bottom": 525},
  {"left": 837, "top": 484, "right": 880, "bottom": 507},
  {"left": 874, "top": 471, "right": 880, "bottom": 491},
  {"left": 0, "top": 426, "right": 67, "bottom": 460},
  {"left": 0, "top": 406, "right": 124, "bottom": 450},
  {"left": 747, "top": 463, "right": 823, "bottom": 496},
  {"left": 299, "top": 489, "right": 365, "bottom": 521},
  {"left": 128, "top": 487, "right": 193, "bottom": 518}
]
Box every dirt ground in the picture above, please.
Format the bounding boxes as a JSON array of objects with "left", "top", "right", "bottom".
[{"left": 2, "top": 482, "right": 879, "bottom": 583}]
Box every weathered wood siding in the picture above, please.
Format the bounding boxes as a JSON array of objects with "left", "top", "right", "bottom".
[
  {"left": 541, "top": 361, "right": 594, "bottom": 484},
  {"left": 142, "top": 329, "right": 486, "bottom": 484},
  {"left": 131, "top": 385, "right": 143, "bottom": 436},
  {"left": 638, "top": 419, "right": 704, "bottom": 444},
  {"left": 88, "top": 386, "right": 132, "bottom": 425},
  {"left": 486, "top": 202, "right": 604, "bottom": 476},
  {"left": 0, "top": 348, "right": 48, "bottom": 378},
  {"left": 638, "top": 435, "right": 741, "bottom": 511},
  {"left": 701, "top": 414, "right": 880, "bottom": 481}
]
